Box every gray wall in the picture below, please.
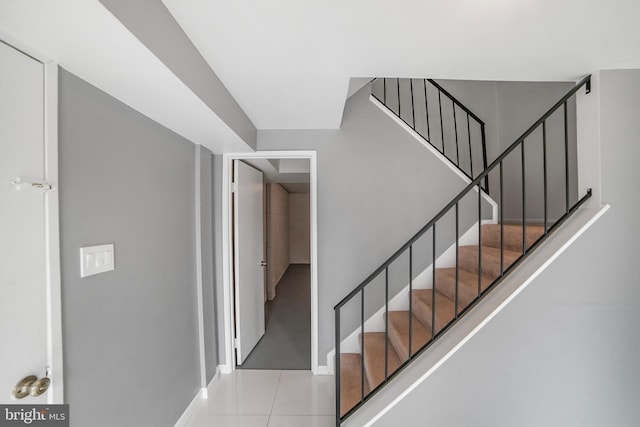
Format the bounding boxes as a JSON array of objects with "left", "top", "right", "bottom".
[
  {"left": 374, "top": 69, "right": 640, "bottom": 426},
  {"left": 199, "top": 145, "right": 218, "bottom": 382},
  {"left": 289, "top": 192, "right": 311, "bottom": 264},
  {"left": 258, "top": 86, "right": 492, "bottom": 362},
  {"left": 436, "top": 79, "right": 578, "bottom": 223},
  {"left": 98, "top": 0, "right": 257, "bottom": 149},
  {"left": 266, "top": 183, "right": 290, "bottom": 300},
  {"left": 59, "top": 69, "right": 202, "bottom": 427}
]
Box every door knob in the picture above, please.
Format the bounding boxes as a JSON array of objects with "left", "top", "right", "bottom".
[
  {"left": 30, "top": 377, "right": 50, "bottom": 397},
  {"left": 12, "top": 375, "right": 37, "bottom": 399},
  {"left": 12, "top": 375, "right": 50, "bottom": 399},
  {"left": 260, "top": 261, "right": 267, "bottom": 267}
]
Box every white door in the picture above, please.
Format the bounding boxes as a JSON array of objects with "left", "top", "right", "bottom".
[
  {"left": 233, "top": 160, "right": 266, "bottom": 365},
  {"left": 0, "top": 41, "right": 51, "bottom": 403}
]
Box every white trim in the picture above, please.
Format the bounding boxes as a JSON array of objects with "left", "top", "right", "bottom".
[
  {"left": 174, "top": 365, "right": 223, "bottom": 427},
  {"left": 355, "top": 205, "right": 610, "bottom": 427},
  {"left": 369, "top": 93, "right": 498, "bottom": 218},
  {"left": 194, "top": 147, "right": 207, "bottom": 392},
  {"left": 221, "top": 151, "right": 319, "bottom": 374},
  {"left": 316, "top": 365, "right": 332, "bottom": 376},
  {"left": 173, "top": 388, "right": 206, "bottom": 427},
  {"left": 2, "top": 30, "right": 65, "bottom": 407},
  {"left": 43, "top": 60, "right": 63, "bottom": 404}
]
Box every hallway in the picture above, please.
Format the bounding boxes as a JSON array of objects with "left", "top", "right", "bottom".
[{"left": 240, "top": 264, "right": 311, "bottom": 370}]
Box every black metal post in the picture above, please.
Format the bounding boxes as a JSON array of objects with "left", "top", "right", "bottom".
[
  {"left": 335, "top": 308, "right": 341, "bottom": 426},
  {"left": 499, "top": 160, "right": 504, "bottom": 275},
  {"left": 467, "top": 113, "right": 474, "bottom": 178},
  {"left": 408, "top": 245, "right": 413, "bottom": 359},
  {"left": 410, "top": 79, "right": 416, "bottom": 130},
  {"left": 453, "top": 104, "right": 460, "bottom": 166},
  {"left": 455, "top": 202, "right": 459, "bottom": 318},
  {"left": 522, "top": 143, "right": 526, "bottom": 254},
  {"left": 423, "top": 79, "right": 431, "bottom": 142},
  {"left": 481, "top": 123, "right": 489, "bottom": 192},
  {"left": 438, "top": 90, "right": 445, "bottom": 154},
  {"left": 543, "top": 121, "right": 548, "bottom": 232}
]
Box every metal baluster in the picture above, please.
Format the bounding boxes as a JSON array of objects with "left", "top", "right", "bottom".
[
  {"left": 383, "top": 78, "right": 387, "bottom": 105},
  {"left": 423, "top": 79, "right": 431, "bottom": 142},
  {"left": 522, "top": 142, "right": 526, "bottom": 255},
  {"left": 478, "top": 183, "right": 482, "bottom": 297},
  {"left": 564, "top": 102, "right": 569, "bottom": 213},
  {"left": 335, "top": 308, "right": 341, "bottom": 424},
  {"left": 453, "top": 104, "right": 460, "bottom": 167},
  {"left": 397, "top": 78, "right": 401, "bottom": 119},
  {"left": 410, "top": 79, "right": 416, "bottom": 130},
  {"left": 432, "top": 225, "right": 436, "bottom": 338},
  {"left": 467, "top": 113, "right": 474, "bottom": 178},
  {"left": 384, "top": 268, "right": 389, "bottom": 380},
  {"left": 408, "top": 245, "right": 413, "bottom": 359},
  {"left": 455, "top": 202, "right": 459, "bottom": 318},
  {"left": 543, "top": 121, "right": 548, "bottom": 232},
  {"left": 481, "top": 123, "right": 489, "bottom": 192},
  {"left": 360, "top": 289, "right": 365, "bottom": 400},
  {"left": 500, "top": 160, "right": 504, "bottom": 275},
  {"left": 438, "top": 90, "right": 445, "bottom": 154}
]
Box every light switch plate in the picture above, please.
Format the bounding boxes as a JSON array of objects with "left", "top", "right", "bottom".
[{"left": 80, "top": 244, "right": 115, "bottom": 278}]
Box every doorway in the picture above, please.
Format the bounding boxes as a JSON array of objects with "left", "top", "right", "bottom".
[
  {"left": 239, "top": 180, "right": 311, "bottom": 369},
  {"left": 222, "top": 152, "right": 319, "bottom": 374}
]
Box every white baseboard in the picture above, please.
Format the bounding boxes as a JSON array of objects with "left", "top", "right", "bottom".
[
  {"left": 174, "top": 366, "right": 224, "bottom": 427},
  {"left": 316, "top": 365, "right": 332, "bottom": 376},
  {"left": 173, "top": 388, "right": 206, "bottom": 427},
  {"left": 218, "top": 363, "right": 233, "bottom": 374}
]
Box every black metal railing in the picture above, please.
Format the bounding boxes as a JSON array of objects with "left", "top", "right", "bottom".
[
  {"left": 371, "top": 78, "right": 489, "bottom": 192},
  {"left": 335, "top": 75, "right": 592, "bottom": 425}
]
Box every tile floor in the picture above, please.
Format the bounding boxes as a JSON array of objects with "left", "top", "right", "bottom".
[{"left": 184, "top": 370, "right": 335, "bottom": 427}]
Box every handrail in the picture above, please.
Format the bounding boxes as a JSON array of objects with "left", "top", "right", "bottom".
[
  {"left": 426, "top": 79, "right": 485, "bottom": 125},
  {"left": 370, "top": 78, "right": 489, "bottom": 190},
  {"left": 334, "top": 74, "right": 591, "bottom": 310}
]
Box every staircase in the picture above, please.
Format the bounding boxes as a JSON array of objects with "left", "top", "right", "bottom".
[
  {"left": 339, "top": 223, "right": 543, "bottom": 416},
  {"left": 334, "top": 76, "right": 593, "bottom": 424}
]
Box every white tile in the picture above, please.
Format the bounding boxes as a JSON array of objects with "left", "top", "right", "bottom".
[
  {"left": 186, "top": 413, "right": 269, "bottom": 427},
  {"left": 267, "top": 415, "right": 334, "bottom": 427},
  {"left": 198, "top": 370, "right": 282, "bottom": 415},
  {"left": 271, "top": 371, "right": 335, "bottom": 415}
]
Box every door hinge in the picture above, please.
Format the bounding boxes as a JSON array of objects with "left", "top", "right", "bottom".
[
  {"left": 231, "top": 182, "right": 238, "bottom": 193},
  {"left": 234, "top": 338, "right": 240, "bottom": 349}
]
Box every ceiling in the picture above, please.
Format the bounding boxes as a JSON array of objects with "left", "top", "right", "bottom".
[
  {"left": 163, "top": 0, "right": 640, "bottom": 130},
  {"left": 2, "top": 0, "right": 639, "bottom": 148}
]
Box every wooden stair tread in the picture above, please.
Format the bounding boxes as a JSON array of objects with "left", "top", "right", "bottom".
[
  {"left": 435, "top": 268, "right": 494, "bottom": 308},
  {"left": 385, "top": 311, "right": 431, "bottom": 361},
  {"left": 411, "top": 289, "right": 456, "bottom": 334},
  {"left": 361, "top": 332, "right": 401, "bottom": 390},
  {"left": 481, "top": 223, "right": 545, "bottom": 253},
  {"left": 339, "top": 353, "right": 369, "bottom": 417},
  {"left": 458, "top": 245, "right": 521, "bottom": 279}
]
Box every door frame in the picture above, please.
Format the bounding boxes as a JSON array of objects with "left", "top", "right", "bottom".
[
  {"left": 221, "top": 151, "right": 319, "bottom": 374},
  {"left": 0, "top": 33, "right": 63, "bottom": 402}
]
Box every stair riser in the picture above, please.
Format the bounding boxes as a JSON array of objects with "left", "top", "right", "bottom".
[
  {"left": 481, "top": 225, "right": 544, "bottom": 252},
  {"left": 435, "top": 271, "right": 477, "bottom": 308},
  {"left": 411, "top": 293, "right": 451, "bottom": 333}
]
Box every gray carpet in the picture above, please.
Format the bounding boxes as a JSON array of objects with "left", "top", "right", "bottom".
[{"left": 238, "top": 264, "right": 311, "bottom": 370}]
